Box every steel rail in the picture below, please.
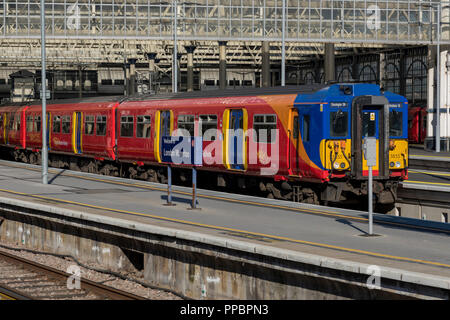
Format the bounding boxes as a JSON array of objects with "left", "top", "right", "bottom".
[{"left": 0, "top": 251, "right": 145, "bottom": 300}]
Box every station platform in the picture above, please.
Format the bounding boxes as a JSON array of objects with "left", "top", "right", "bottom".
[
  {"left": 409, "top": 145, "right": 450, "bottom": 159},
  {"left": 0, "top": 159, "right": 450, "bottom": 290},
  {"left": 408, "top": 145, "right": 450, "bottom": 174}
]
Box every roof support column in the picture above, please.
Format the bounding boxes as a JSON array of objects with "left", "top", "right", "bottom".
[
  {"left": 324, "top": 43, "right": 335, "bottom": 83},
  {"left": 128, "top": 58, "right": 137, "bottom": 96},
  {"left": 185, "top": 45, "right": 196, "bottom": 92},
  {"left": 379, "top": 53, "right": 386, "bottom": 89},
  {"left": 146, "top": 52, "right": 157, "bottom": 93},
  {"left": 219, "top": 41, "right": 227, "bottom": 90},
  {"left": 262, "top": 41, "right": 270, "bottom": 87}
]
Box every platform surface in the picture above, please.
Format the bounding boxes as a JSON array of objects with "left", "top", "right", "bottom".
[
  {"left": 0, "top": 160, "right": 450, "bottom": 281},
  {"left": 409, "top": 145, "right": 450, "bottom": 160}
]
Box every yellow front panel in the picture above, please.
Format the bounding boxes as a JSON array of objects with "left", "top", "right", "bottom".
[
  {"left": 320, "top": 139, "right": 352, "bottom": 171},
  {"left": 389, "top": 139, "right": 408, "bottom": 169}
]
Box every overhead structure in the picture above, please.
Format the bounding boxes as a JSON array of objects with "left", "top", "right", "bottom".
[{"left": 0, "top": 0, "right": 448, "bottom": 45}]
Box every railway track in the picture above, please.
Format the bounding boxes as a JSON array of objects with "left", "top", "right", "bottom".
[{"left": 0, "top": 251, "right": 144, "bottom": 300}]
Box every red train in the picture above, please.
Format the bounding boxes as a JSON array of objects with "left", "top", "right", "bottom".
[
  {"left": 408, "top": 105, "right": 427, "bottom": 144},
  {"left": 0, "top": 84, "right": 409, "bottom": 206}
]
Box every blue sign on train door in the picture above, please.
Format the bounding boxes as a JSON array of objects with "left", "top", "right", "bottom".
[
  {"left": 159, "top": 111, "right": 171, "bottom": 156},
  {"left": 229, "top": 109, "right": 244, "bottom": 170}
]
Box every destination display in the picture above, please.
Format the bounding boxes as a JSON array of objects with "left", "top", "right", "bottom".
[{"left": 161, "top": 136, "right": 203, "bottom": 166}]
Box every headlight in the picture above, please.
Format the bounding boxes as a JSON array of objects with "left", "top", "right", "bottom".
[
  {"left": 333, "top": 162, "right": 340, "bottom": 169},
  {"left": 390, "top": 162, "right": 395, "bottom": 167},
  {"left": 395, "top": 161, "right": 401, "bottom": 168},
  {"left": 340, "top": 163, "right": 345, "bottom": 168}
]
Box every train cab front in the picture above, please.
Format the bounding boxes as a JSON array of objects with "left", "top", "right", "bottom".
[{"left": 321, "top": 84, "right": 408, "bottom": 206}]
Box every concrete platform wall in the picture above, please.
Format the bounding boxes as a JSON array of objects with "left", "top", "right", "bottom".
[{"left": 0, "top": 199, "right": 448, "bottom": 300}]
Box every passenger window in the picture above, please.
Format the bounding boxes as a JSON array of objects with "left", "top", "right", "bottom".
[
  {"left": 10, "top": 114, "right": 20, "bottom": 131},
  {"left": 62, "top": 115, "right": 71, "bottom": 134},
  {"left": 330, "top": 110, "right": 348, "bottom": 137},
  {"left": 35, "top": 116, "right": 41, "bottom": 132},
  {"left": 53, "top": 116, "right": 61, "bottom": 133},
  {"left": 389, "top": 111, "right": 403, "bottom": 137},
  {"left": 136, "top": 115, "right": 151, "bottom": 138},
  {"left": 302, "top": 115, "right": 310, "bottom": 142},
  {"left": 199, "top": 115, "right": 218, "bottom": 141},
  {"left": 120, "top": 116, "right": 134, "bottom": 137},
  {"left": 253, "top": 114, "right": 277, "bottom": 143},
  {"left": 26, "top": 116, "right": 34, "bottom": 133},
  {"left": 84, "top": 115, "right": 95, "bottom": 135},
  {"left": 177, "top": 115, "right": 195, "bottom": 137},
  {"left": 96, "top": 115, "right": 107, "bottom": 136}
]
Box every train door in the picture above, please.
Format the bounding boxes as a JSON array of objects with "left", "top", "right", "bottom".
[
  {"left": 227, "top": 109, "right": 246, "bottom": 170},
  {"left": 420, "top": 109, "right": 427, "bottom": 144},
  {"left": 288, "top": 109, "right": 300, "bottom": 175},
  {"left": 72, "top": 112, "right": 83, "bottom": 154},
  {"left": 4, "top": 113, "right": 9, "bottom": 144},
  {"left": 155, "top": 110, "right": 173, "bottom": 162},
  {"left": 352, "top": 97, "right": 389, "bottom": 179},
  {"left": 46, "top": 112, "right": 51, "bottom": 150},
  {"left": 0, "top": 113, "right": 5, "bottom": 144}
]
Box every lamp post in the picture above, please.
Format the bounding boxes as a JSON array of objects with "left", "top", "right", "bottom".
[
  {"left": 281, "top": 0, "right": 286, "bottom": 87},
  {"left": 41, "top": 0, "right": 48, "bottom": 184},
  {"left": 422, "top": 2, "right": 446, "bottom": 152},
  {"left": 436, "top": 3, "right": 441, "bottom": 152}
]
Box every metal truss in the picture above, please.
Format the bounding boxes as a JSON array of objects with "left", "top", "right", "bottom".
[
  {"left": 0, "top": 0, "right": 449, "bottom": 45},
  {"left": 0, "top": 38, "right": 391, "bottom": 68}
]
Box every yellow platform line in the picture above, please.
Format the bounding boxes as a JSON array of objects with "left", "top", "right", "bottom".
[
  {"left": 406, "top": 180, "right": 450, "bottom": 187},
  {"left": 409, "top": 169, "right": 450, "bottom": 177}
]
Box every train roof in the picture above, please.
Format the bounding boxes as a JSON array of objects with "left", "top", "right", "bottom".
[{"left": 0, "top": 85, "right": 328, "bottom": 107}]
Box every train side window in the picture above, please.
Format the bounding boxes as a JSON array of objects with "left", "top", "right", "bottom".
[
  {"left": 16, "top": 115, "right": 21, "bottom": 131},
  {"left": 26, "top": 116, "right": 34, "bottom": 133},
  {"left": 253, "top": 114, "right": 277, "bottom": 143},
  {"left": 62, "top": 115, "right": 71, "bottom": 134},
  {"left": 389, "top": 111, "right": 403, "bottom": 137},
  {"left": 96, "top": 115, "right": 107, "bottom": 136},
  {"left": 9, "top": 115, "right": 14, "bottom": 130},
  {"left": 199, "top": 114, "right": 218, "bottom": 141},
  {"left": 302, "top": 115, "right": 310, "bottom": 142},
  {"left": 52, "top": 116, "right": 61, "bottom": 133},
  {"left": 330, "top": 110, "right": 348, "bottom": 137},
  {"left": 177, "top": 115, "right": 195, "bottom": 137},
  {"left": 120, "top": 116, "right": 134, "bottom": 137},
  {"left": 84, "top": 115, "right": 95, "bottom": 135},
  {"left": 10, "top": 114, "right": 20, "bottom": 131},
  {"left": 35, "top": 116, "right": 41, "bottom": 132},
  {"left": 136, "top": 115, "right": 151, "bottom": 138}
]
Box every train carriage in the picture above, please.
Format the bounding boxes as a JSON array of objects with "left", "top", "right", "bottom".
[{"left": 0, "top": 83, "right": 408, "bottom": 207}]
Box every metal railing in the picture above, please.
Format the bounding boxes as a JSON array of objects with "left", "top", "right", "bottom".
[{"left": 0, "top": 0, "right": 449, "bottom": 44}]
